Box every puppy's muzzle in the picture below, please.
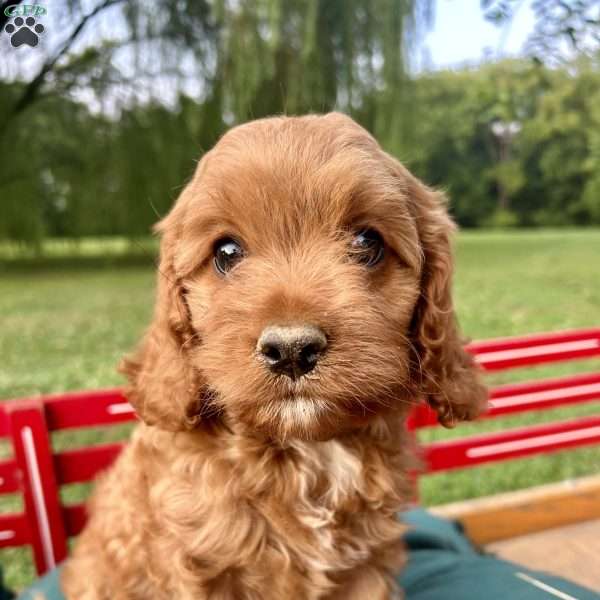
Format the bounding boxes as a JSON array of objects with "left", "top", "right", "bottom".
[{"left": 257, "top": 325, "right": 327, "bottom": 380}]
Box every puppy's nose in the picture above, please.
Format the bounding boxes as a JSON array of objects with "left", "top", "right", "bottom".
[{"left": 257, "top": 325, "right": 327, "bottom": 379}]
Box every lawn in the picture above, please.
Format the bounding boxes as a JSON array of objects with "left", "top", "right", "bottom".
[{"left": 1, "top": 228, "right": 599, "bottom": 589}]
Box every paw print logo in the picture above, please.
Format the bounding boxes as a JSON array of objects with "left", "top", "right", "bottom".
[{"left": 4, "top": 16, "right": 45, "bottom": 47}]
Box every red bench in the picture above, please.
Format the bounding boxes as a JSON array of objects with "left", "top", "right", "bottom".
[{"left": 1, "top": 328, "right": 599, "bottom": 576}]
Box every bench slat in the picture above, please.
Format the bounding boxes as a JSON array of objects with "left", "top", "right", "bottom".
[
  {"left": 489, "top": 372, "right": 600, "bottom": 415},
  {"left": 468, "top": 328, "right": 600, "bottom": 353},
  {"left": 63, "top": 504, "right": 86, "bottom": 538},
  {"left": 54, "top": 443, "right": 125, "bottom": 485},
  {"left": 44, "top": 389, "right": 136, "bottom": 431},
  {"left": 0, "top": 458, "right": 21, "bottom": 494},
  {"left": 0, "top": 512, "right": 30, "bottom": 548},
  {"left": 425, "top": 414, "right": 600, "bottom": 472},
  {"left": 5, "top": 401, "right": 68, "bottom": 571},
  {"left": 468, "top": 328, "right": 600, "bottom": 371},
  {"left": 410, "top": 371, "right": 600, "bottom": 428}
]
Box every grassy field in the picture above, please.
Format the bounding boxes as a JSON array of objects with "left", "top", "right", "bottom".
[{"left": 1, "top": 228, "right": 600, "bottom": 589}]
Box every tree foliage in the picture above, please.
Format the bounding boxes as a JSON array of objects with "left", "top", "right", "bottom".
[
  {"left": 1, "top": 0, "right": 430, "bottom": 243},
  {"left": 1, "top": 1, "right": 600, "bottom": 245},
  {"left": 409, "top": 57, "right": 600, "bottom": 227}
]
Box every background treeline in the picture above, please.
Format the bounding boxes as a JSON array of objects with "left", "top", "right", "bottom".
[
  {"left": 3, "top": 57, "right": 600, "bottom": 244},
  {"left": 411, "top": 58, "right": 600, "bottom": 227},
  {"left": 1, "top": 0, "right": 599, "bottom": 245}
]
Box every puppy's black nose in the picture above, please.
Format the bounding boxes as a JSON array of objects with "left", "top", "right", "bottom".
[{"left": 257, "top": 325, "right": 327, "bottom": 379}]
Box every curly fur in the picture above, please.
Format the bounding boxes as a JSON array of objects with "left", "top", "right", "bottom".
[{"left": 62, "top": 113, "right": 487, "bottom": 600}]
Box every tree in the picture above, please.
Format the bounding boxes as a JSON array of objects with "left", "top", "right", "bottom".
[
  {"left": 2, "top": 2, "right": 600, "bottom": 245},
  {"left": 0, "top": 0, "right": 430, "bottom": 244},
  {"left": 410, "top": 57, "right": 600, "bottom": 227}
]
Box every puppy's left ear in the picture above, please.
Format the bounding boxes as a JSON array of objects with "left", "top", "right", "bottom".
[
  {"left": 402, "top": 168, "right": 488, "bottom": 427},
  {"left": 119, "top": 173, "right": 208, "bottom": 431}
]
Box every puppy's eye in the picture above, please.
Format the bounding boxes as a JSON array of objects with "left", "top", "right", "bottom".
[
  {"left": 351, "top": 229, "right": 385, "bottom": 267},
  {"left": 214, "top": 238, "right": 245, "bottom": 275}
]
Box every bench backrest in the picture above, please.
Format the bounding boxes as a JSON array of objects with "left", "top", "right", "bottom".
[{"left": 1, "top": 328, "right": 599, "bottom": 575}]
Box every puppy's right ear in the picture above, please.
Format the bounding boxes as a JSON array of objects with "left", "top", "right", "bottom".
[
  {"left": 120, "top": 182, "right": 207, "bottom": 431},
  {"left": 405, "top": 173, "right": 488, "bottom": 426}
]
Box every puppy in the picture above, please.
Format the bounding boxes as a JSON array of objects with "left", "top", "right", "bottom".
[{"left": 62, "top": 113, "right": 487, "bottom": 600}]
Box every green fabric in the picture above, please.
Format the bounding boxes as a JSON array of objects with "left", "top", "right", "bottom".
[
  {"left": 16, "top": 510, "right": 600, "bottom": 599},
  {"left": 16, "top": 568, "right": 60, "bottom": 600},
  {"left": 0, "top": 567, "right": 15, "bottom": 600},
  {"left": 398, "top": 509, "right": 600, "bottom": 599}
]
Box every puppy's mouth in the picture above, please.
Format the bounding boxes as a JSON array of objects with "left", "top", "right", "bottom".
[
  {"left": 261, "top": 394, "right": 332, "bottom": 425},
  {"left": 275, "top": 393, "right": 379, "bottom": 422},
  {"left": 279, "top": 394, "right": 330, "bottom": 413},
  {"left": 251, "top": 394, "right": 333, "bottom": 441}
]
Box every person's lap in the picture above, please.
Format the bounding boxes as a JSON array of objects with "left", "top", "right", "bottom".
[{"left": 16, "top": 510, "right": 600, "bottom": 599}]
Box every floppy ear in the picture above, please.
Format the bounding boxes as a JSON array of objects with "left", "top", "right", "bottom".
[
  {"left": 403, "top": 170, "right": 488, "bottom": 427},
  {"left": 120, "top": 184, "right": 207, "bottom": 431}
]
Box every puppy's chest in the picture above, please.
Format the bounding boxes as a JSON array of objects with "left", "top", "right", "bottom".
[
  {"left": 259, "top": 486, "right": 393, "bottom": 575},
  {"left": 235, "top": 440, "right": 405, "bottom": 574},
  {"left": 152, "top": 436, "right": 406, "bottom": 584}
]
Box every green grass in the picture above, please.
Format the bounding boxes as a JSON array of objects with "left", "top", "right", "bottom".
[
  {"left": 0, "top": 267, "right": 155, "bottom": 399},
  {"left": 1, "top": 228, "right": 599, "bottom": 589},
  {"left": 0, "top": 237, "right": 158, "bottom": 261}
]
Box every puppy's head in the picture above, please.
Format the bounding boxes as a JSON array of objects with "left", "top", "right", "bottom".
[{"left": 122, "top": 113, "right": 487, "bottom": 441}]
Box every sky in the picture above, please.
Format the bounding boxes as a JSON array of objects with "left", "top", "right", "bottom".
[{"left": 423, "top": 0, "right": 536, "bottom": 69}]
